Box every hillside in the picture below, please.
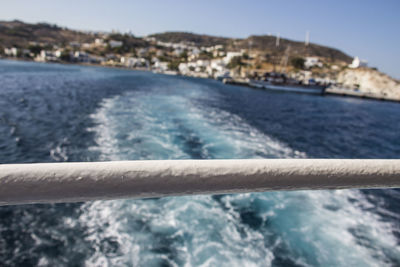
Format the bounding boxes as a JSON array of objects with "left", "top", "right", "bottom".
[
  {"left": 337, "top": 68, "right": 400, "bottom": 99},
  {"left": 239, "top": 35, "right": 352, "bottom": 63},
  {"left": 149, "top": 32, "right": 232, "bottom": 47},
  {"left": 0, "top": 20, "right": 352, "bottom": 64},
  {"left": 0, "top": 20, "right": 148, "bottom": 52},
  {"left": 150, "top": 32, "right": 352, "bottom": 63},
  {"left": 0, "top": 20, "right": 94, "bottom": 47}
]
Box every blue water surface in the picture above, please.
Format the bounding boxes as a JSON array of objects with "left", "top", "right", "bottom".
[{"left": 0, "top": 59, "right": 399, "bottom": 266}]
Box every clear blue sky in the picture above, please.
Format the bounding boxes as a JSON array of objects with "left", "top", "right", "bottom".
[{"left": 1, "top": 0, "right": 399, "bottom": 78}]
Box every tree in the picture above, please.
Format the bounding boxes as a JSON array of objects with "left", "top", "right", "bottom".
[
  {"left": 168, "top": 60, "right": 180, "bottom": 71},
  {"left": 227, "top": 56, "right": 244, "bottom": 69},
  {"left": 291, "top": 57, "right": 305, "bottom": 69},
  {"left": 28, "top": 45, "right": 42, "bottom": 55},
  {"left": 180, "top": 50, "right": 188, "bottom": 61},
  {"left": 199, "top": 51, "right": 213, "bottom": 59}
]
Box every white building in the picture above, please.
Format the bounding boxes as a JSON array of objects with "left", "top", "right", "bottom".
[
  {"left": 121, "top": 57, "right": 149, "bottom": 68},
  {"left": 144, "top": 36, "right": 156, "bottom": 42},
  {"left": 4, "top": 47, "right": 19, "bottom": 57},
  {"left": 82, "top": 43, "right": 91, "bottom": 49},
  {"left": 109, "top": 40, "right": 123, "bottom": 48},
  {"left": 154, "top": 61, "right": 169, "bottom": 72},
  {"left": 213, "top": 50, "right": 225, "bottom": 58},
  {"left": 35, "top": 50, "right": 58, "bottom": 62},
  {"left": 304, "top": 57, "right": 323, "bottom": 69},
  {"left": 349, "top": 57, "right": 367, "bottom": 68},
  {"left": 210, "top": 59, "right": 230, "bottom": 77},
  {"left": 94, "top": 38, "right": 105, "bottom": 46},
  {"left": 54, "top": 50, "right": 63, "bottom": 58},
  {"left": 121, "top": 56, "right": 136, "bottom": 67},
  {"left": 173, "top": 48, "right": 184, "bottom": 56},
  {"left": 74, "top": 51, "right": 89, "bottom": 62},
  {"left": 223, "top": 51, "right": 243, "bottom": 65},
  {"left": 41, "top": 50, "right": 55, "bottom": 60},
  {"left": 178, "top": 62, "right": 190, "bottom": 74},
  {"left": 188, "top": 48, "right": 201, "bottom": 61},
  {"left": 210, "top": 59, "right": 226, "bottom": 71}
]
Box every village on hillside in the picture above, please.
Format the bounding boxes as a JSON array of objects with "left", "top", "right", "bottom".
[{"left": 1, "top": 20, "right": 399, "bottom": 102}]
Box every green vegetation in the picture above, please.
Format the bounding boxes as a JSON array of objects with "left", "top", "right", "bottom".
[
  {"left": 291, "top": 57, "right": 305, "bottom": 69},
  {"left": 28, "top": 44, "right": 42, "bottom": 55},
  {"left": 60, "top": 51, "right": 71, "bottom": 61},
  {"left": 168, "top": 59, "right": 181, "bottom": 71},
  {"left": 199, "top": 50, "right": 213, "bottom": 59},
  {"left": 180, "top": 50, "right": 188, "bottom": 61},
  {"left": 227, "top": 56, "right": 245, "bottom": 69}
]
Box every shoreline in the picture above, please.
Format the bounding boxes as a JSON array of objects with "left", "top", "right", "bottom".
[{"left": 1, "top": 57, "right": 398, "bottom": 104}]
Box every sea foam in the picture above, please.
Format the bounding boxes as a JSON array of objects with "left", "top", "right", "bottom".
[{"left": 82, "top": 82, "right": 399, "bottom": 266}]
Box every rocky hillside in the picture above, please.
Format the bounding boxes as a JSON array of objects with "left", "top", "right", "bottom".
[
  {"left": 0, "top": 20, "right": 148, "bottom": 51},
  {"left": 239, "top": 35, "right": 352, "bottom": 63},
  {"left": 1, "top": 20, "right": 352, "bottom": 64},
  {"left": 337, "top": 68, "right": 400, "bottom": 99},
  {"left": 0, "top": 20, "right": 94, "bottom": 47},
  {"left": 150, "top": 32, "right": 352, "bottom": 63}
]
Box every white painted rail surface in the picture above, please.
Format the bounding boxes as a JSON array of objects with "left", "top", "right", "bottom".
[{"left": 0, "top": 159, "right": 399, "bottom": 206}]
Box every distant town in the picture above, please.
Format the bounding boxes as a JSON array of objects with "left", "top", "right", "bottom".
[{"left": 1, "top": 20, "right": 399, "bottom": 102}]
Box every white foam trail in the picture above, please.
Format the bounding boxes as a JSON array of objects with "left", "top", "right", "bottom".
[
  {"left": 80, "top": 196, "right": 275, "bottom": 267},
  {"left": 184, "top": 104, "right": 305, "bottom": 159},
  {"left": 82, "top": 86, "right": 400, "bottom": 266}
]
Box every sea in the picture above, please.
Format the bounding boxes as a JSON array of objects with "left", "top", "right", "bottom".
[{"left": 0, "top": 59, "right": 399, "bottom": 267}]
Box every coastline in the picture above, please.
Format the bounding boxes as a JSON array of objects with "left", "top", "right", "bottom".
[{"left": 2, "top": 57, "right": 399, "bottom": 103}]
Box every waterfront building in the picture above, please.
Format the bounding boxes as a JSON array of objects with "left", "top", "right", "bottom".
[
  {"left": 36, "top": 50, "right": 58, "bottom": 62},
  {"left": 154, "top": 61, "right": 169, "bottom": 72},
  {"left": 4, "top": 47, "right": 18, "bottom": 57},
  {"left": 74, "top": 51, "right": 89, "bottom": 62}
]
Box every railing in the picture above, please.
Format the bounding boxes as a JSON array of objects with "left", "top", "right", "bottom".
[{"left": 0, "top": 159, "right": 399, "bottom": 206}]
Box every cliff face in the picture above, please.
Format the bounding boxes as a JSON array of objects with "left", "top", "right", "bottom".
[{"left": 337, "top": 68, "right": 400, "bottom": 99}]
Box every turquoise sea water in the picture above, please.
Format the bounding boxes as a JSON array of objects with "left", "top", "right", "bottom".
[{"left": 0, "top": 59, "right": 399, "bottom": 266}]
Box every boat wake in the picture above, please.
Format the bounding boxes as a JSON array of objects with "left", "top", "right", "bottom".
[{"left": 81, "top": 87, "right": 400, "bottom": 266}]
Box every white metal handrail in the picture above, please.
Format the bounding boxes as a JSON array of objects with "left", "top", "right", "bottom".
[{"left": 0, "top": 159, "right": 399, "bottom": 206}]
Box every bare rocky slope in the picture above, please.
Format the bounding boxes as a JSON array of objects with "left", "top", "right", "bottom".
[
  {"left": 337, "top": 68, "right": 400, "bottom": 100},
  {"left": 0, "top": 20, "right": 94, "bottom": 47}
]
